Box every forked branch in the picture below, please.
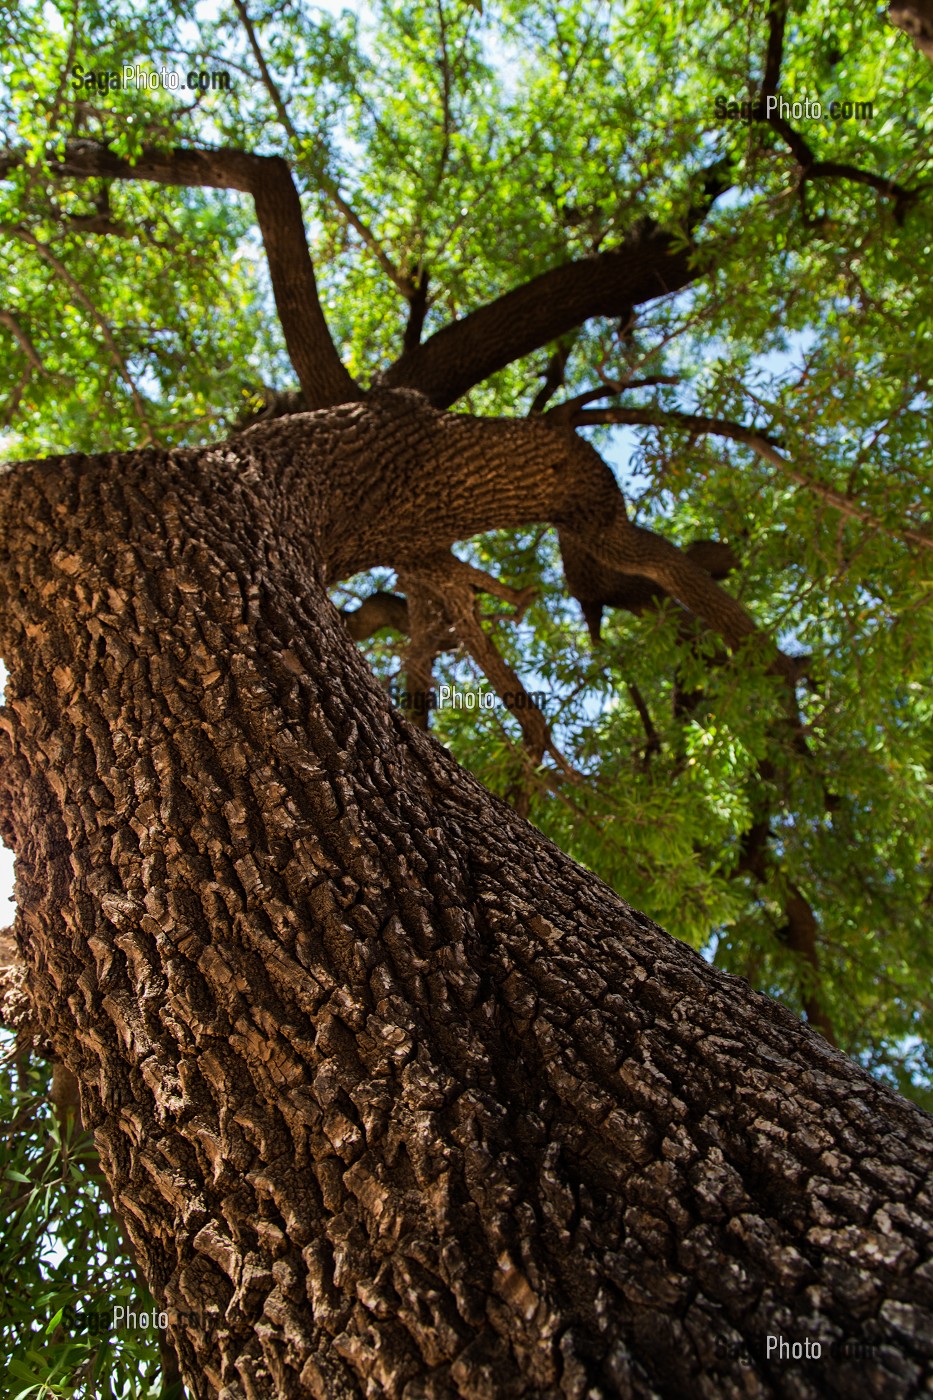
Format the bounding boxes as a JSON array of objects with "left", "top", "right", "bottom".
[
  {"left": 380, "top": 223, "right": 702, "bottom": 407},
  {"left": 758, "top": 0, "right": 917, "bottom": 217},
  {"left": 0, "top": 141, "right": 360, "bottom": 410}
]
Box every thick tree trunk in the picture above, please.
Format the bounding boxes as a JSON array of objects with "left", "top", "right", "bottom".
[{"left": 0, "top": 407, "right": 930, "bottom": 1399}]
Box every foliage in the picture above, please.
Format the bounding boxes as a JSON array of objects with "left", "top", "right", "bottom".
[{"left": 0, "top": 1041, "right": 171, "bottom": 1397}]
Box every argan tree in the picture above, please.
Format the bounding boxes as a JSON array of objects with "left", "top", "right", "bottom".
[{"left": 0, "top": 1, "right": 931, "bottom": 1396}]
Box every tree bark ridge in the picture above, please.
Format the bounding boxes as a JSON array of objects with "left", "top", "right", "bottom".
[{"left": 257, "top": 393, "right": 794, "bottom": 681}]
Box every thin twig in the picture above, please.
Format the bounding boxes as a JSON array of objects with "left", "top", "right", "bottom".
[
  {"left": 570, "top": 404, "right": 933, "bottom": 554},
  {"left": 233, "top": 0, "right": 414, "bottom": 297},
  {"left": 435, "top": 0, "right": 453, "bottom": 183},
  {"left": 0, "top": 310, "right": 45, "bottom": 372},
  {"left": 5, "top": 225, "right": 155, "bottom": 443}
]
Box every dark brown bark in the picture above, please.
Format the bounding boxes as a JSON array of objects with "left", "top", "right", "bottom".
[
  {"left": 379, "top": 227, "right": 700, "bottom": 408},
  {"left": 0, "top": 409, "right": 931, "bottom": 1400},
  {"left": 257, "top": 391, "right": 794, "bottom": 686},
  {"left": 403, "top": 273, "right": 431, "bottom": 353},
  {"left": 48, "top": 1060, "right": 188, "bottom": 1396},
  {"left": 341, "top": 593, "right": 411, "bottom": 642},
  {"left": 889, "top": 0, "right": 933, "bottom": 59},
  {"left": 761, "top": 0, "right": 788, "bottom": 102}
]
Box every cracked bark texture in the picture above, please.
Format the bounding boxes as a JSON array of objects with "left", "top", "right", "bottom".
[{"left": 0, "top": 402, "right": 931, "bottom": 1400}]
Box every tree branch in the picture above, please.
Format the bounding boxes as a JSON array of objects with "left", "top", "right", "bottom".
[
  {"left": 438, "top": 570, "right": 562, "bottom": 777},
  {"left": 0, "top": 309, "right": 45, "bottom": 372},
  {"left": 434, "top": 0, "right": 453, "bottom": 185},
  {"left": 232, "top": 0, "right": 415, "bottom": 299},
  {"left": 569, "top": 405, "right": 933, "bottom": 553},
  {"left": 551, "top": 373, "right": 678, "bottom": 417},
  {"left": 528, "top": 338, "right": 575, "bottom": 414},
  {"left": 0, "top": 141, "right": 360, "bottom": 410},
  {"left": 802, "top": 159, "right": 917, "bottom": 215},
  {"left": 761, "top": 0, "right": 787, "bottom": 101},
  {"left": 286, "top": 393, "right": 800, "bottom": 688},
  {"left": 560, "top": 532, "right": 738, "bottom": 642},
  {"left": 341, "top": 591, "right": 410, "bottom": 641},
  {"left": 756, "top": 1, "right": 917, "bottom": 217},
  {"left": 396, "top": 577, "right": 453, "bottom": 730},
  {"left": 380, "top": 221, "right": 702, "bottom": 407},
  {"left": 739, "top": 818, "right": 837, "bottom": 1046},
  {"left": 626, "top": 682, "right": 661, "bottom": 766},
  {"left": 768, "top": 106, "right": 912, "bottom": 211},
  {"left": 889, "top": 0, "right": 933, "bottom": 60},
  {"left": 403, "top": 271, "right": 430, "bottom": 352},
  {"left": 2, "top": 368, "right": 33, "bottom": 428}
]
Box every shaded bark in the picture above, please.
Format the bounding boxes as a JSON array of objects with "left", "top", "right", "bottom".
[
  {"left": 560, "top": 534, "right": 739, "bottom": 643},
  {"left": 0, "top": 409, "right": 930, "bottom": 1399},
  {"left": 341, "top": 593, "right": 410, "bottom": 642},
  {"left": 256, "top": 392, "right": 793, "bottom": 685},
  {"left": 403, "top": 273, "right": 431, "bottom": 353}
]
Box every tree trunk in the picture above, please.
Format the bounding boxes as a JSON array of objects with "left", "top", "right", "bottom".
[{"left": 0, "top": 407, "right": 930, "bottom": 1400}]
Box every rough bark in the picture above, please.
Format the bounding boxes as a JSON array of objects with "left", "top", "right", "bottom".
[
  {"left": 0, "top": 408, "right": 931, "bottom": 1400},
  {"left": 48, "top": 1060, "right": 188, "bottom": 1396},
  {"left": 258, "top": 391, "right": 791, "bottom": 683}
]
